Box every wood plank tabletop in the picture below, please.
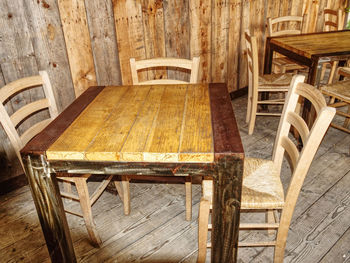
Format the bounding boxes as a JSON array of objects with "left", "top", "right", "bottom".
[
  {"left": 270, "top": 31, "right": 350, "bottom": 59},
  {"left": 46, "top": 84, "right": 214, "bottom": 163}
]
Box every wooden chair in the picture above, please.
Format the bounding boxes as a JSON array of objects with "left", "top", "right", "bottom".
[
  {"left": 0, "top": 71, "right": 115, "bottom": 246},
  {"left": 267, "top": 15, "right": 308, "bottom": 73},
  {"left": 197, "top": 75, "right": 336, "bottom": 263},
  {"left": 245, "top": 31, "right": 294, "bottom": 135},
  {"left": 117, "top": 57, "right": 201, "bottom": 221},
  {"left": 130, "top": 57, "right": 200, "bottom": 85},
  {"left": 321, "top": 80, "right": 350, "bottom": 133},
  {"left": 321, "top": 8, "right": 343, "bottom": 84}
]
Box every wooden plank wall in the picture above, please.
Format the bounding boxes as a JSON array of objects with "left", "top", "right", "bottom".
[{"left": 0, "top": 0, "right": 348, "bottom": 184}]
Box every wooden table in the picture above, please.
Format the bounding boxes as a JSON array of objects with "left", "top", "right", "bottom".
[
  {"left": 264, "top": 30, "right": 350, "bottom": 86},
  {"left": 20, "top": 83, "right": 244, "bottom": 263},
  {"left": 264, "top": 30, "right": 350, "bottom": 126}
]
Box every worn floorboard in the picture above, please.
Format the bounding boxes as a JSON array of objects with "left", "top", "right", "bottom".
[{"left": 0, "top": 94, "right": 349, "bottom": 263}]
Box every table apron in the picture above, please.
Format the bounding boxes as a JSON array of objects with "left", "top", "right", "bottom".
[{"left": 47, "top": 160, "right": 215, "bottom": 177}]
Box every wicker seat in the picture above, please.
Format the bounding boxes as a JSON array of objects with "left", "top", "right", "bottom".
[
  {"left": 245, "top": 30, "right": 294, "bottom": 135},
  {"left": 321, "top": 80, "right": 350, "bottom": 133},
  {"left": 267, "top": 15, "right": 308, "bottom": 74},
  {"left": 197, "top": 75, "right": 336, "bottom": 263}
]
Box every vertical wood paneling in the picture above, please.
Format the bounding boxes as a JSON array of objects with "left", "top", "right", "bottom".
[
  {"left": 189, "top": 0, "right": 212, "bottom": 83},
  {"left": 58, "top": 0, "right": 97, "bottom": 97},
  {"left": 23, "top": 0, "right": 75, "bottom": 112},
  {"left": 211, "top": 0, "right": 230, "bottom": 83},
  {"left": 141, "top": 0, "right": 167, "bottom": 80},
  {"left": 85, "top": 0, "right": 122, "bottom": 86},
  {"left": 113, "top": 0, "right": 146, "bottom": 85},
  {"left": 164, "top": 0, "right": 190, "bottom": 81},
  {"left": 250, "top": 0, "right": 267, "bottom": 71},
  {"left": 227, "top": 0, "right": 242, "bottom": 91}
]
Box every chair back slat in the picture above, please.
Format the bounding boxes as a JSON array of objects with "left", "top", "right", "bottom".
[
  {"left": 286, "top": 111, "right": 310, "bottom": 145},
  {"left": 130, "top": 57, "right": 200, "bottom": 85},
  {"left": 280, "top": 136, "right": 299, "bottom": 171},
  {"left": 0, "top": 75, "right": 43, "bottom": 103},
  {"left": 20, "top": 119, "right": 52, "bottom": 147},
  {"left": 10, "top": 99, "right": 50, "bottom": 127}
]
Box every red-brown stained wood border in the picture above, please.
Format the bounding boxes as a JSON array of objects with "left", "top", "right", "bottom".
[
  {"left": 209, "top": 83, "right": 244, "bottom": 160},
  {"left": 21, "top": 86, "right": 106, "bottom": 156}
]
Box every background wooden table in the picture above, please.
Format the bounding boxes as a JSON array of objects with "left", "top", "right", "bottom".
[
  {"left": 21, "top": 83, "right": 244, "bottom": 263},
  {"left": 264, "top": 30, "right": 350, "bottom": 86}
]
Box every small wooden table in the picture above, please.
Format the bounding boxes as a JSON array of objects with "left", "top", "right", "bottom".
[
  {"left": 264, "top": 30, "right": 350, "bottom": 86},
  {"left": 20, "top": 83, "right": 244, "bottom": 263},
  {"left": 264, "top": 30, "right": 350, "bottom": 126}
]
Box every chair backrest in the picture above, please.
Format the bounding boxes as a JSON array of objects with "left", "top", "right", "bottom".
[
  {"left": 272, "top": 75, "right": 335, "bottom": 211},
  {"left": 267, "top": 15, "right": 308, "bottom": 37},
  {"left": 244, "top": 31, "right": 259, "bottom": 97},
  {"left": 0, "top": 71, "right": 58, "bottom": 164},
  {"left": 324, "top": 8, "right": 343, "bottom": 31},
  {"left": 129, "top": 57, "right": 200, "bottom": 85}
]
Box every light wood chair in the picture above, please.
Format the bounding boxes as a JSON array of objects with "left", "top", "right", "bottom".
[
  {"left": 321, "top": 80, "right": 350, "bottom": 133},
  {"left": 0, "top": 71, "right": 115, "bottom": 246},
  {"left": 117, "top": 57, "right": 201, "bottom": 221},
  {"left": 267, "top": 15, "right": 308, "bottom": 73},
  {"left": 197, "top": 75, "right": 336, "bottom": 263},
  {"left": 130, "top": 57, "right": 200, "bottom": 85},
  {"left": 321, "top": 8, "right": 343, "bottom": 84},
  {"left": 245, "top": 31, "right": 294, "bottom": 135}
]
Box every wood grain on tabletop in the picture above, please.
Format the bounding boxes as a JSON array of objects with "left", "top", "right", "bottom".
[
  {"left": 46, "top": 84, "right": 214, "bottom": 163},
  {"left": 270, "top": 31, "right": 350, "bottom": 59}
]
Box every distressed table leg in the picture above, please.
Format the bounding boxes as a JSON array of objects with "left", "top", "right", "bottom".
[
  {"left": 211, "top": 156, "right": 243, "bottom": 263},
  {"left": 22, "top": 154, "right": 76, "bottom": 263}
]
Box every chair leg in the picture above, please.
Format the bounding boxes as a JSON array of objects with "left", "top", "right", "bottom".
[
  {"left": 320, "top": 63, "right": 327, "bottom": 82},
  {"left": 344, "top": 105, "right": 350, "bottom": 128},
  {"left": 185, "top": 177, "right": 192, "bottom": 221},
  {"left": 197, "top": 197, "right": 210, "bottom": 263},
  {"left": 121, "top": 176, "right": 130, "bottom": 215},
  {"left": 114, "top": 176, "right": 130, "bottom": 215},
  {"left": 266, "top": 209, "right": 276, "bottom": 237},
  {"left": 74, "top": 177, "right": 102, "bottom": 247},
  {"left": 327, "top": 61, "right": 338, "bottom": 84}
]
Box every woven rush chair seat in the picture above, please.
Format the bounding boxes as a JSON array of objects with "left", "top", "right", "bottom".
[
  {"left": 272, "top": 57, "right": 306, "bottom": 72},
  {"left": 321, "top": 80, "right": 350, "bottom": 103},
  {"left": 259, "top": 73, "right": 293, "bottom": 89},
  {"left": 242, "top": 158, "right": 284, "bottom": 210}
]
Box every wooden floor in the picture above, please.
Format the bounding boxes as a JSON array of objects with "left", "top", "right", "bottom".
[{"left": 1, "top": 94, "right": 349, "bottom": 263}]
